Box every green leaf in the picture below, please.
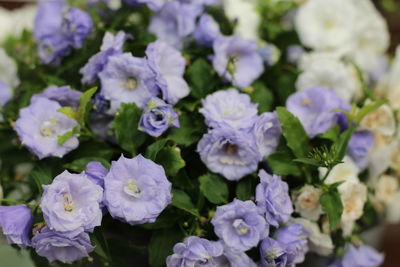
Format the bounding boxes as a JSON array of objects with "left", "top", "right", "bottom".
[
  {"left": 332, "top": 128, "right": 355, "bottom": 162},
  {"left": 171, "top": 189, "right": 199, "bottom": 217},
  {"left": 168, "top": 112, "right": 204, "bottom": 147},
  {"left": 236, "top": 177, "right": 255, "bottom": 201},
  {"left": 320, "top": 189, "right": 343, "bottom": 231},
  {"left": 249, "top": 82, "right": 274, "bottom": 113},
  {"left": 57, "top": 107, "right": 77, "bottom": 119},
  {"left": 113, "top": 103, "right": 146, "bottom": 154},
  {"left": 155, "top": 147, "right": 186, "bottom": 177},
  {"left": 267, "top": 152, "right": 302, "bottom": 176},
  {"left": 199, "top": 173, "right": 229, "bottom": 204},
  {"left": 77, "top": 87, "right": 97, "bottom": 127},
  {"left": 90, "top": 227, "right": 112, "bottom": 262},
  {"left": 64, "top": 157, "right": 110, "bottom": 173},
  {"left": 276, "top": 107, "right": 309, "bottom": 158},
  {"left": 187, "top": 58, "right": 216, "bottom": 99},
  {"left": 57, "top": 126, "right": 80, "bottom": 145},
  {"left": 148, "top": 228, "right": 184, "bottom": 267},
  {"left": 145, "top": 139, "right": 169, "bottom": 161},
  {"left": 293, "top": 158, "right": 321, "bottom": 167},
  {"left": 318, "top": 125, "right": 340, "bottom": 142},
  {"left": 30, "top": 166, "right": 53, "bottom": 194}
]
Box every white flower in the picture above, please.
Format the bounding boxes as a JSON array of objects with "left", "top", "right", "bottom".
[
  {"left": 223, "top": 0, "right": 261, "bottom": 41},
  {"left": 386, "top": 192, "right": 400, "bottom": 224},
  {"left": 293, "top": 218, "right": 334, "bottom": 256},
  {"left": 295, "top": 0, "right": 356, "bottom": 53},
  {"left": 367, "top": 134, "right": 397, "bottom": 183},
  {"left": 375, "top": 175, "right": 399, "bottom": 206},
  {"left": 378, "top": 46, "right": 400, "bottom": 110},
  {"left": 360, "top": 103, "right": 396, "bottom": 137},
  {"left": 320, "top": 156, "right": 360, "bottom": 187},
  {"left": 0, "top": 48, "right": 19, "bottom": 88},
  {"left": 294, "top": 185, "right": 323, "bottom": 221},
  {"left": 296, "top": 52, "right": 359, "bottom": 102},
  {"left": 0, "top": 6, "right": 37, "bottom": 45}
]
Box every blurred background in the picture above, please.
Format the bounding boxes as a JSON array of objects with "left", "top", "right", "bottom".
[{"left": 1, "top": 0, "right": 400, "bottom": 266}]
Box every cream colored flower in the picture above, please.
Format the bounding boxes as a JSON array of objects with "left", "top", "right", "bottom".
[
  {"left": 294, "top": 185, "right": 323, "bottom": 221},
  {"left": 386, "top": 192, "right": 400, "bottom": 224},
  {"left": 375, "top": 175, "right": 398, "bottom": 206},
  {"left": 360, "top": 103, "right": 396, "bottom": 137},
  {"left": 320, "top": 156, "right": 359, "bottom": 187},
  {"left": 339, "top": 181, "right": 367, "bottom": 225}
]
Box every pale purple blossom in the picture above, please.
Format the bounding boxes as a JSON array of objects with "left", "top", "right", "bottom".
[
  {"left": 255, "top": 170, "right": 293, "bottom": 227},
  {"left": 274, "top": 223, "right": 309, "bottom": 265},
  {"left": 252, "top": 112, "right": 281, "bottom": 158},
  {"left": 194, "top": 14, "right": 221, "bottom": 46},
  {"left": 259, "top": 237, "right": 289, "bottom": 267},
  {"left": 330, "top": 244, "right": 384, "bottom": 267},
  {"left": 213, "top": 35, "right": 264, "bottom": 89},
  {"left": 14, "top": 97, "right": 79, "bottom": 159},
  {"left": 347, "top": 130, "right": 374, "bottom": 170},
  {"left": 31, "top": 85, "right": 82, "bottom": 108},
  {"left": 104, "top": 154, "right": 172, "bottom": 225},
  {"left": 40, "top": 171, "right": 103, "bottom": 233},
  {"left": 211, "top": 199, "right": 269, "bottom": 251},
  {"left": 0, "top": 205, "right": 33, "bottom": 248},
  {"left": 0, "top": 80, "right": 12, "bottom": 107},
  {"left": 85, "top": 161, "right": 108, "bottom": 188},
  {"left": 62, "top": 7, "right": 93, "bottom": 49}
]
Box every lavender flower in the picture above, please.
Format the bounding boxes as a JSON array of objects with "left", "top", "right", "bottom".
[
  {"left": 145, "top": 40, "right": 189, "bottom": 104},
  {"left": 85, "top": 161, "right": 108, "bottom": 188},
  {"left": 0, "top": 80, "right": 12, "bottom": 107},
  {"left": 139, "top": 97, "right": 179, "bottom": 137},
  {"left": 0, "top": 205, "right": 33, "bottom": 248},
  {"left": 123, "top": 0, "right": 166, "bottom": 10},
  {"left": 255, "top": 170, "right": 293, "bottom": 227},
  {"left": 99, "top": 53, "right": 158, "bottom": 112},
  {"left": 286, "top": 87, "right": 349, "bottom": 137},
  {"left": 104, "top": 154, "right": 172, "bottom": 225},
  {"left": 194, "top": 14, "right": 221, "bottom": 46},
  {"left": 197, "top": 126, "right": 261, "bottom": 181},
  {"left": 211, "top": 199, "right": 269, "bottom": 251},
  {"left": 219, "top": 246, "right": 257, "bottom": 267},
  {"left": 166, "top": 236, "right": 224, "bottom": 266},
  {"left": 80, "top": 31, "right": 131, "bottom": 84},
  {"left": 252, "top": 112, "right": 281, "bottom": 158},
  {"left": 148, "top": 1, "right": 203, "bottom": 48},
  {"left": 259, "top": 237, "right": 289, "bottom": 267},
  {"left": 347, "top": 130, "right": 374, "bottom": 170},
  {"left": 212, "top": 35, "right": 264, "bottom": 89},
  {"left": 36, "top": 32, "right": 71, "bottom": 65},
  {"left": 199, "top": 88, "right": 258, "bottom": 130},
  {"left": 274, "top": 223, "right": 309, "bottom": 265},
  {"left": 31, "top": 85, "right": 82, "bottom": 108},
  {"left": 336, "top": 244, "right": 384, "bottom": 267},
  {"left": 62, "top": 8, "right": 93, "bottom": 49},
  {"left": 41, "top": 171, "right": 103, "bottom": 233},
  {"left": 32, "top": 226, "right": 94, "bottom": 264},
  {"left": 14, "top": 97, "right": 79, "bottom": 159}
]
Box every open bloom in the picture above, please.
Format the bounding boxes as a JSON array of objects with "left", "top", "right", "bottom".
[
  {"left": 213, "top": 35, "right": 264, "bottom": 89},
  {"left": 31, "top": 85, "right": 82, "bottom": 108},
  {"left": 252, "top": 112, "right": 281, "bottom": 158},
  {"left": 0, "top": 205, "right": 33, "bottom": 248},
  {"left": 32, "top": 226, "right": 94, "bottom": 264},
  {"left": 347, "top": 130, "right": 374, "bottom": 170},
  {"left": 211, "top": 199, "right": 268, "bottom": 251},
  {"left": 330, "top": 244, "right": 384, "bottom": 267},
  {"left": 197, "top": 126, "right": 260, "bottom": 181},
  {"left": 41, "top": 171, "right": 103, "bottom": 233},
  {"left": 294, "top": 185, "right": 323, "bottom": 221},
  {"left": 145, "top": 40, "right": 189, "bottom": 104},
  {"left": 194, "top": 14, "right": 221, "bottom": 46},
  {"left": 199, "top": 88, "right": 258, "bottom": 130},
  {"left": 104, "top": 154, "right": 172, "bottom": 225},
  {"left": 61, "top": 7, "right": 93, "bottom": 49},
  {"left": 274, "top": 223, "right": 309, "bottom": 265},
  {"left": 259, "top": 237, "right": 289, "bottom": 267},
  {"left": 14, "top": 97, "right": 79, "bottom": 159}
]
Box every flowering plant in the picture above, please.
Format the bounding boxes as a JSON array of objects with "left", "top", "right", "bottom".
[{"left": 0, "top": 0, "right": 399, "bottom": 266}]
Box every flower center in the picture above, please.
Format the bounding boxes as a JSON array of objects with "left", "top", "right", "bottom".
[
  {"left": 225, "top": 143, "right": 238, "bottom": 156},
  {"left": 63, "top": 193, "right": 74, "bottom": 212},
  {"left": 124, "top": 179, "right": 141, "bottom": 197},
  {"left": 301, "top": 98, "right": 311, "bottom": 106},
  {"left": 232, "top": 219, "right": 250, "bottom": 235},
  {"left": 40, "top": 119, "right": 57, "bottom": 137},
  {"left": 123, "top": 77, "right": 138, "bottom": 90}
]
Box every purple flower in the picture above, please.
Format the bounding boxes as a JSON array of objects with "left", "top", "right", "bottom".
[
  {"left": 0, "top": 205, "right": 33, "bottom": 248},
  {"left": 99, "top": 53, "right": 158, "bottom": 112},
  {"left": 166, "top": 236, "right": 224, "bottom": 266},
  {"left": 34, "top": 0, "right": 65, "bottom": 41},
  {"left": 32, "top": 226, "right": 94, "bottom": 264},
  {"left": 0, "top": 80, "right": 12, "bottom": 107},
  {"left": 212, "top": 35, "right": 264, "bottom": 89},
  {"left": 40, "top": 171, "right": 103, "bottom": 233},
  {"left": 123, "top": 0, "right": 166, "bottom": 10},
  {"left": 211, "top": 199, "right": 269, "bottom": 251},
  {"left": 31, "top": 85, "right": 82, "bottom": 108},
  {"left": 80, "top": 31, "right": 131, "bottom": 84},
  {"left": 139, "top": 97, "right": 179, "bottom": 137},
  {"left": 37, "top": 34, "right": 71, "bottom": 65},
  {"left": 274, "top": 223, "right": 309, "bottom": 265},
  {"left": 148, "top": 1, "right": 203, "bottom": 48},
  {"left": 252, "top": 112, "right": 281, "bottom": 158},
  {"left": 14, "top": 97, "right": 79, "bottom": 159},
  {"left": 194, "top": 14, "right": 221, "bottom": 46},
  {"left": 348, "top": 130, "right": 374, "bottom": 170},
  {"left": 259, "top": 237, "right": 289, "bottom": 267},
  {"left": 85, "top": 161, "right": 108, "bottom": 188},
  {"left": 200, "top": 88, "right": 258, "bottom": 130},
  {"left": 335, "top": 244, "right": 384, "bottom": 267},
  {"left": 218, "top": 246, "right": 257, "bottom": 267},
  {"left": 255, "top": 170, "right": 293, "bottom": 227},
  {"left": 286, "top": 87, "right": 349, "bottom": 137},
  {"left": 61, "top": 7, "right": 93, "bottom": 49},
  {"left": 197, "top": 126, "right": 261, "bottom": 181},
  {"left": 104, "top": 154, "right": 172, "bottom": 225},
  {"left": 145, "top": 40, "right": 189, "bottom": 104}
]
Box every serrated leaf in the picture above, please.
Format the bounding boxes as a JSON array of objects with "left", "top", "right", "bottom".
[
  {"left": 113, "top": 103, "right": 146, "bottom": 154},
  {"left": 293, "top": 158, "right": 321, "bottom": 167},
  {"left": 148, "top": 228, "right": 184, "bottom": 267},
  {"left": 187, "top": 58, "right": 216, "bottom": 99},
  {"left": 199, "top": 174, "right": 229, "bottom": 204},
  {"left": 57, "top": 126, "right": 80, "bottom": 145},
  {"left": 90, "top": 228, "right": 112, "bottom": 262},
  {"left": 171, "top": 189, "right": 199, "bottom": 217},
  {"left": 77, "top": 87, "right": 97, "bottom": 127},
  {"left": 318, "top": 125, "right": 340, "bottom": 142},
  {"left": 57, "top": 107, "right": 77, "bottom": 119},
  {"left": 64, "top": 157, "right": 110, "bottom": 173},
  {"left": 320, "top": 189, "right": 343, "bottom": 231},
  {"left": 145, "top": 139, "right": 169, "bottom": 161},
  {"left": 332, "top": 128, "right": 355, "bottom": 162},
  {"left": 267, "top": 152, "right": 302, "bottom": 176},
  {"left": 155, "top": 147, "right": 186, "bottom": 177},
  {"left": 276, "top": 107, "right": 309, "bottom": 158}
]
